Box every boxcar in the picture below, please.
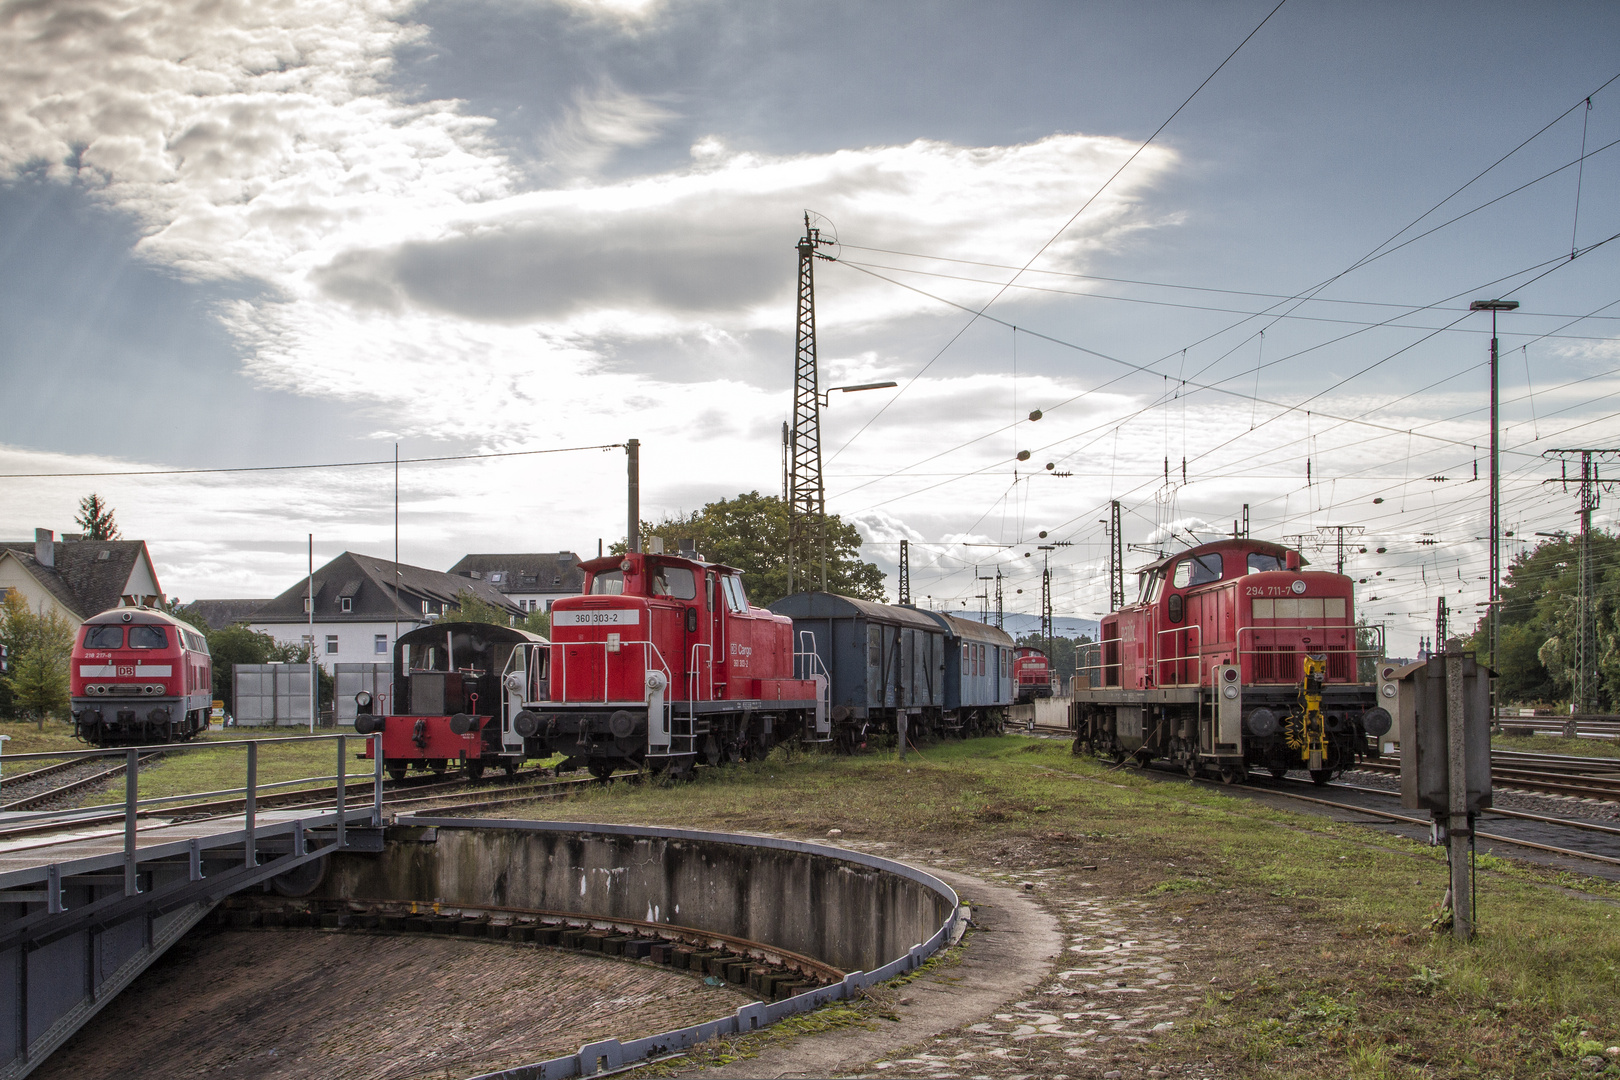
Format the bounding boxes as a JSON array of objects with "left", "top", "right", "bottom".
[{"left": 768, "top": 592, "right": 948, "bottom": 746}]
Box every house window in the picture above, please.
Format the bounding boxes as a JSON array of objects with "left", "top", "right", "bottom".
[
  {"left": 545, "top": 599, "right": 556, "bottom": 612},
  {"left": 374, "top": 634, "right": 388, "bottom": 655},
  {"left": 303, "top": 597, "right": 312, "bottom": 613},
  {"left": 341, "top": 597, "right": 352, "bottom": 612},
  {"left": 326, "top": 635, "right": 339, "bottom": 655},
  {"left": 422, "top": 599, "right": 431, "bottom": 615}
]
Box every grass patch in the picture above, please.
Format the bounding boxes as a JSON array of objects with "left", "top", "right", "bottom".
[
  {"left": 1493, "top": 733, "right": 1620, "bottom": 759},
  {"left": 83, "top": 728, "right": 377, "bottom": 809},
  {"left": 497, "top": 735, "right": 1620, "bottom": 1078}
]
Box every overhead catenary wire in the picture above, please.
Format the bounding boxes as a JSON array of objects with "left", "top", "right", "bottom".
[{"left": 0, "top": 443, "right": 626, "bottom": 480}]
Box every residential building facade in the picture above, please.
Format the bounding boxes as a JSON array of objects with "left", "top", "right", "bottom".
[
  {"left": 446, "top": 552, "right": 585, "bottom": 613},
  {"left": 0, "top": 530, "right": 164, "bottom": 627}
]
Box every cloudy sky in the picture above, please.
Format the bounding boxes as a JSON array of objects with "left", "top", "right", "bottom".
[{"left": 2, "top": 0, "right": 1617, "bottom": 652}]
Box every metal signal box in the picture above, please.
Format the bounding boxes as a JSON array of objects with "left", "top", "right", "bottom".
[{"left": 1396, "top": 651, "right": 1493, "bottom": 814}]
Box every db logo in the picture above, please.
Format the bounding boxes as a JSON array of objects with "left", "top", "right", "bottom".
[{"left": 117, "top": 665, "right": 135, "bottom": 677}]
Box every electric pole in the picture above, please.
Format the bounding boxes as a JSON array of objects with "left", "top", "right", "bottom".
[
  {"left": 1543, "top": 448, "right": 1619, "bottom": 714},
  {"left": 984, "top": 566, "right": 997, "bottom": 634},
  {"left": 1038, "top": 541, "right": 1072, "bottom": 673},
  {"left": 898, "top": 539, "right": 912, "bottom": 607},
  {"left": 1472, "top": 299, "right": 1517, "bottom": 676},
  {"left": 1109, "top": 500, "right": 1124, "bottom": 611},
  {"left": 787, "top": 213, "right": 833, "bottom": 594},
  {"left": 1436, "top": 595, "right": 1449, "bottom": 647},
  {"left": 1284, "top": 525, "right": 1365, "bottom": 575}
]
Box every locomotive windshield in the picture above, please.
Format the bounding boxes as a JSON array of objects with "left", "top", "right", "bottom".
[
  {"left": 128, "top": 626, "right": 168, "bottom": 649},
  {"left": 721, "top": 575, "right": 749, "bottom": 612},
  {"left": 589, "top": 570, "right": 625, "bottom": 595},
  {"left": 1247, "top": 551, "right": 1286, "bottom": 573},
  {"left": 84, "top": 626, "right": 123, "bottom": 649},
  {"left": 1171, "top": 553, "right": 1223, "bottom": 588}
]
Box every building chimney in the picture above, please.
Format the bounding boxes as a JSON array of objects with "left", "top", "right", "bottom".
[{"left": 34, "top": 529, "right": 54, "bottom": 568}]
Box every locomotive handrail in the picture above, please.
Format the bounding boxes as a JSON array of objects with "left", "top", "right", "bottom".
[
  {"left": 1152, "top": 623, "right": 1203, "bottom": 687},
  {"left": 687, "top": 642, "right": 714, "bottom": 703}
]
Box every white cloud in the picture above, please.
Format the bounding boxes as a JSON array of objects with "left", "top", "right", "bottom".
[{"left": 541, "top": 80, "right": 678, "bottom": 174}]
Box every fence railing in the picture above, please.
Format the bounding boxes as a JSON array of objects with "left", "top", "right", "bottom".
[{"left": 0, "top": 733, "right": 383, "bottom": 903}]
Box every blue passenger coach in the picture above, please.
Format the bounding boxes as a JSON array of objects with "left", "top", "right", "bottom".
[{"left": 925, "top": 611, "right": 1015, "bottom": 734}]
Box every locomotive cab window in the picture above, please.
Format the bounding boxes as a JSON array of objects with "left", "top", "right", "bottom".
[
  {"left": 1172, "top": 552, "right": 1222, "bottom": 589},
  {"left": 1247, "top": 552, "right": 1285, "bottom": 574},
  {"left": 128, "top": 625, "right": 168, "bottom": 649},
  {"left": 720, "top": 575, "right": 748, "bottom": 612},
  {"left": 589, "top": 570, "right": 625, "bottom": 595},
  {"left": 649, "top": 565, "right": 697, "bottom": 601},
  {"left": 1136, "top": 567, "right": 1166, "bottom": 604},
  {"left": 84, "top": 626, "right": 123, "bottom": 649}
]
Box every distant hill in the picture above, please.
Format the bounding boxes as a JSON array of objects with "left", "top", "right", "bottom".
[{"left": 939, "top": 610, "right": 1099, "bottom": 641}]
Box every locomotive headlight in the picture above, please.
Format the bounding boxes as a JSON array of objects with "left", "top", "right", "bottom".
[
  {"left": 1380, "top": 683, "right": 1397, "bottom": 699},
  {"left": 1222, "top": 685, "right": 1239, "bottom": 700},
  {"left": 355, "top": 690, "right": 373, "bottom": 710}
]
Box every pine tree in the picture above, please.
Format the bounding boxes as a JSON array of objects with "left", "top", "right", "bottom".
[{"left": 75, "top": 494, "right": 120, "bottom": 540}]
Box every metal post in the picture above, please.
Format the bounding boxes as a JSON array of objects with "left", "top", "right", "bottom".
[
  {"left": 308, "top": 533, "right": 316, "bottom": 734},
  {"left": 898, "top": 540, "right": 911, "bottom": 606},
  {"left": 335, "top": 734, "right": 346, "bottom": 849},
  {"left": 1489, "top": 330, "right": 1499, "bottom": 674},
  {"left": 123, "top": 748, "right": 138, "bottom": 896},
  {"left": 0, "top": 734, "right": 8, "bottom": 798},
  {"left": 626, "top": 439, "right": 641, "bottom": 553},
  {"left": 1444, "top": 639, "right": 1471, "bottom": 940},
  {"left": 372, "top": 733, "right": 385, "bottom": 827},
  {"left": 245, "top": 741, "right": 257, "bottom": 868}
]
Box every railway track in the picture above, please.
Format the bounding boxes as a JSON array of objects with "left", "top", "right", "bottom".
[
  {"left": 0, "top": 752, "right": 168, "bottom": 814},
  {"left": 1029, "top": 721, "right": 1620, "bottom": 803},
  {"left": 1023, "top": 723, "right": 1620, "bottom": 870}
]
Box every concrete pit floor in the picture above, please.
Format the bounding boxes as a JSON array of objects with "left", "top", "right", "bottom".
[{"left": 33, "top": 929, "right": 751, "bottom": 1080}]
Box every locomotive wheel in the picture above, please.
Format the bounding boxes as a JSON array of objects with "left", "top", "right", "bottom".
[
  {"left": 1268, "top": 766, "right": 1288, "bottom": 780},
  {"left": 588, "top": 760, "right": 616, "bottom": 781},
  {"left": 465, "top": 759, "right": 487, "bottom": 781},
  {"left": 429, "top": 759, "right": 447, "bottom": 776},
  {"left": 1219, "top": 766, "right": 1245, "bottom": 785},
  {"left": 1310, "top": 769, "right": 1332, "bottom": 786},
  {"left": 387, "top": 765, "right": 408, "bottom": 782}
]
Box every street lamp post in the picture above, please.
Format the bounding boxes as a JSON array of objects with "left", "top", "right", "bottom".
[
  {"left": 1471, "top": 299, "right": 1518, "bottom": 712},
  {"left": 809, "top": 381, "right": 897, "bottom": 589}
]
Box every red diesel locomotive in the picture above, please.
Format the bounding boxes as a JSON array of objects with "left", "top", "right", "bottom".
[
  {"left": 71, "top": 607, "right": 213, "bottom": 745},
  {"left": 512, "top": 550, "right": 825, "bottom": 777},
  {"left": 1071, "top": 538, "right": 1392, "bottom": 784},
  {"left": 1012, "top": 646, "right": 1052, "bottom": 704}
]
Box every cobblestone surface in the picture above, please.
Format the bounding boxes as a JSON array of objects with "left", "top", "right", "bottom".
[{"left": 863, "top": 887, "right": 1200, "bottom": 1079}]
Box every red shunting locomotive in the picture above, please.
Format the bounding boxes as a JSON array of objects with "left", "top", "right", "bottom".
[
  {"left": 514, "top": 550, "right": 826, "bottom": 777},
  {"left": 71, "top": 607, "right": 213, "bottom": 745},
  {"left": 1071, "top": 538, "right": 1393, "bottom": 784},
  {"left": 356, "top": 621, "right": 547, "bottom": 780},
  {"left": 1011, "top": 646, "right": 1052, "bottom": 704}
]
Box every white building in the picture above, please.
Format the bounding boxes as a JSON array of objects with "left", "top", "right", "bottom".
[
  {"left": 445, "top": 552, "right": 585, "bottom": 613},
  {"left": 246, "top": 551, "right": 523, "bottom": 669}
]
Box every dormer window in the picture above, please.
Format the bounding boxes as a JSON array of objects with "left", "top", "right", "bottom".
[
  {"left": 303, "top": 597, "right": 312, "bottom": 613},
  {"left": 341, "top": 597, "right": 353, "bottom": 613},
  {"left": 422, "top": 599, "right": 431, "bottom": 615}
]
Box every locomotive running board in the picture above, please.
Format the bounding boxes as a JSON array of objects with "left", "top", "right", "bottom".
[{"left": 1070, "top": 687, "right": 1203, "bottom": 704}]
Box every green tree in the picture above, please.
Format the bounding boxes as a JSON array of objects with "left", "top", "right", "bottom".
[
  {"left": 618, "top": 491, "right": 886, "bottom": 606},
  {"left": 201, "top": 624, "right": 329, "bottom": 712},
  {"left": 75, "top": 493, "right": 120, "bottom": 540},
  {"left": 519, "top": 609, "right": 551, "bottom": 638},
  {"left": 0, "top": 592, "right": 74, "bottom": 724},
  {"left": 449, "top": 591, "right": 515, "bottom": 626},
  {"left": 1470, "top": 531, "right": 1620, "bottom": 709}
]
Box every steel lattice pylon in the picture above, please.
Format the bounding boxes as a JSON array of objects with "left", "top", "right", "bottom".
[
  {"left": 1543, "top": 447, "right": 1620, "bottom": 714},
  {"left": 787, "top": 214, "right": 831, "bottom": 594}
]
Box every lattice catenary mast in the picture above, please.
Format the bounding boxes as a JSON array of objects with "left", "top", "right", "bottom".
[
  {"left": 787, "top": 214, "right": 834, "bottom": 594},
  {"left": 1544, "top": 448, "right": 1619, "bottom": 714}
]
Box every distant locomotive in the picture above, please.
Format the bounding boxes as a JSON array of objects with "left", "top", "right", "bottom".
[
  {"left": 355, "top": 621, "right": 547, "bottom": 780},
  {"left": 514, "top": 551, "right": 823, "bottom": 777},
  {"left": 1071, "top": 538, "right": 1392, "bottom": 785},
  {"left": 71, "top": 607, "right": 213, "bottom": 745},
  {"left": 1012, "top": 646, "right": 1053, "bottom": 704}
]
